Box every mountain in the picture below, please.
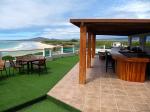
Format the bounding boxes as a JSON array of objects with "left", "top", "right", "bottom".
[
  {"left": 10, "top": 37, "right": 50, "bottom": 41},
  {"left": 29, "top": 37, "right": 50, "bottom": 41}
]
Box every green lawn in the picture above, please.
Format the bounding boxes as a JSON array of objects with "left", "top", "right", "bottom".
[
  {"left": 19, "top": 96, "right": 80, "bottom": 112},
  {"left": 0, "top": 56, "right": 79, "bottom": 112},
  {"left": 19, "top": 99, "right": 69, "bottom": 112}
]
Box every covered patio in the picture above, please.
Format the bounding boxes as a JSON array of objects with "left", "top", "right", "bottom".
[
  {"left": 71, "top": 19, "right": 150, "bottom": 84},
  {"left": 48, "top": 19, "right": 150, "bottom": 112}
]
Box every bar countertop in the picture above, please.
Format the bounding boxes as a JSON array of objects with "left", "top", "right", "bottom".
[
  {"left": 110, "top": 47, "right": 150, "bottom": 82},
  {"left": 111, "top": 47, "right": 150, "bottom": 62}
]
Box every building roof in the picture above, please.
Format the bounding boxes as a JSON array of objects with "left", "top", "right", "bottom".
[{"left": 70, "top": 19, "right": 150, "bottom": 36}]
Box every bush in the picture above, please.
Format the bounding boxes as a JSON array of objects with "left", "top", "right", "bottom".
[{"left": 2, "top": 55, "right": 15, "bottom": 60}]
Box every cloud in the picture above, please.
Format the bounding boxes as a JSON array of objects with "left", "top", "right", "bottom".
[
  {"left": 0, "top": 0, "right": 96, "bottom": 30},
  {"left": 0, "top": 0, "right": 72, "bottom": 29},
  {"left": 39, "top": 25, "right": 80, "bottom": 39},
  {"left": 111, "top": 0, "right": 150, "bottom": 18},
  {"left": 1, "top": 0, "right": 150, "bottom": 40}
]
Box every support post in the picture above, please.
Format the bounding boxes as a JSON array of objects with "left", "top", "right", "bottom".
[
  {"left": 139, "top": 35, "right": 147, "bottom": 51},
  {"left": 92, "top": 34, "right": 95, "bottom": 58},
  {"left": 79, "top": 24, "right": 87, "bottom": 84},
  {"left": 87, "top": 32, "right": 91, "bottom": 68},
  {"left": 94, "top": 35, "right": 96, "bottom": 56},
  {"left": 128, "top": 36, "right": 132, "bottom": 47}
]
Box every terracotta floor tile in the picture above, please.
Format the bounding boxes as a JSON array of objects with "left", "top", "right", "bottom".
[
  {"left": 114, "top": 89, "right": 127, "bottom": 96},
  {"left": 133, "top": 103, "right": 150, "bottom": 111},
  {"left": 118, "top": 110, "right": 131, "bottom": 112},
  {"left": 47, "top": 56, "right": 150, "bottom": 112},
  {"left": 100, "top": 107, "right": 118, "bottom": 112}
]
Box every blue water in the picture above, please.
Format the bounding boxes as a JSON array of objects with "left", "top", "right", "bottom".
[
  {"left": 0, "top": 41, "right": 45, "bottom": 57},
  {"left": 0, "top": 41, "right": 20, "bottom": 49},
  {"left": 0, "top": 41, "right": 40, "bottom": 50}
]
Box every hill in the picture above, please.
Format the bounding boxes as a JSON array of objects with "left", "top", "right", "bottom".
[{"left": 28, "top": 37, "right": 50, "bottom": 41}]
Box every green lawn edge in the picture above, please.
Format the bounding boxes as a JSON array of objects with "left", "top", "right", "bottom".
[
  {"left": 0, "top": 55, "right": 79, "bottom": 112},
  {"left": 46, "top": 95, "right": 81, "bottom": 112}
]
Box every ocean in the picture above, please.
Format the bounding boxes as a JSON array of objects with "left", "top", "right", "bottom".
[
  {"left": 0, "top": 41, "right": 42, "bottom": 51},
  {"left": 0, "top": 41, "right": 44, "bottom": 57}
]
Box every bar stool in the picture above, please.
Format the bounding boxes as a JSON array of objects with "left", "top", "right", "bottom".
[{"left": 105, "top": 51, "right": 115, "bottom": 72}]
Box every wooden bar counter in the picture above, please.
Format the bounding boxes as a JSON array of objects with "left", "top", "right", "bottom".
[{"left": 111, "top": 48, "right": 150, "bottom": 82}]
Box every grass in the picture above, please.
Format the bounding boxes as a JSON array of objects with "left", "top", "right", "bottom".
[
  {"left": 96, "top": 40, "right": 150, "bottom": 48},
  {"left": 19, "top": 96, "right": 80, "bottom": 112},
  {"left": 42, "top": 39, "right": 79, "bottom": 46},
  {"left": 0, "top": 55, "right": 79, "bottom": 112},
  {"left": 96, "top": 40, "right": 128, "bottom": 48},
  {"left": 20, "top": 99, "right": 69, "bottom": 112}
]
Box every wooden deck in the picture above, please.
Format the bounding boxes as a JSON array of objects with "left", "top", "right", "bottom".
[{"left": 47, "top": 56, "right": 150, "bottom": 112}]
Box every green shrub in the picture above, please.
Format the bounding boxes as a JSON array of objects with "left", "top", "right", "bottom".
[{"left": 2, "top": 55, "right": 15, "bottom": 60}]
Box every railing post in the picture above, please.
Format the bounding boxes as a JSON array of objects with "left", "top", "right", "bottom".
[
  {"left": 61, "top": 46, "right": 63, "bottom": 54},
  {"left": 49, "top": 49, "right": 52, "bottom": 57},
  {"left": 43, "top": 49, "right": 46, "bottom": 57},
  {"left": 72, "top": 45, "right": 75, "bottom": 53},
  {"left": 104, "top": 45, "right": 105, "bottom": 50}
]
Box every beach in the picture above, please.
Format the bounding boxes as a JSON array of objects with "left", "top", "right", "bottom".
[
  {"left": 0, "top": 41, "right": 56, "bottom": 57},
  {"left": 0, "top": 41, "right": 55, "bottom": 51}
]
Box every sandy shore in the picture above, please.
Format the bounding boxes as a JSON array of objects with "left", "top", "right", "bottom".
[{"left": 32, "top": 42, "right": 56, "bottom": 49}]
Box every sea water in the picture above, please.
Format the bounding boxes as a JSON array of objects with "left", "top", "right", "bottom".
[
  {"left": 0, "top": 41, "right": 43, "bottom": 50},
  {"left": 0, "top": 41, "right": 43, "bottom": 57},
  {"left": 0, "top": 41, "right": 20, "bottom": 50}
]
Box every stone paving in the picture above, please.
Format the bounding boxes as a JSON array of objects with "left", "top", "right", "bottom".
[{"left": 48, "top": 56, "right": 150, "bottom": 112}]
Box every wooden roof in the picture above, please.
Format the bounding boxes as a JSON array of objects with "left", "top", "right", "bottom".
[{"left": 70, "top": 19, "right": 150, "bottom": 36}]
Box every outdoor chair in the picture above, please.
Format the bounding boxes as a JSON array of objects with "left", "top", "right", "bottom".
[
  {"left": 0, "top": 60, "right": 7, "bottom": 76},
  {"left": 2, "top": 55, "right": 15, "bottom": 75},
  {"left": 9, "top": 60, "right": 23, "bottom": 75},
  {"left": 32, "top": 58, "right": 47, "bottom": 75},
  {"left": 98, "top": 52, "right": 105, "bottom": 60},
  {"left": 105, "top": 51, "right": 115, "bottom": 72},
  {"left": 16, "top": 56, "right": 27, "bottom": 69}
]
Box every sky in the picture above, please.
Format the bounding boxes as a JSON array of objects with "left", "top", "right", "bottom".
[{"left": 0, "top": 0, "right": 150, "bottom": 40}]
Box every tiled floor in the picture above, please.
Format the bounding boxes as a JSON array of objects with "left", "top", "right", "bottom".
[{"left": 47, "top": 56, "right": 150, "bottom": 112}]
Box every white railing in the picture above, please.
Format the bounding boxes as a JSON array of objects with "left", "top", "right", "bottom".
[
  {"left": 0, "top": 45, "right": 76, "bottom": 59},
  {"left": 0, "top": 45, "right": 112, "bottom": 59}
]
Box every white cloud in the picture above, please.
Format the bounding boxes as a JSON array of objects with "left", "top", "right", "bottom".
[
  {"left": 0, "top": 0, "right": 95, "bottom": 29},
  {"left": 112, "top": 0, "right": 150, "bottom": 18},
  {"left": 116, "top": 1, "right": 150, "bottom": 13},
  {"left": 39, "top": 26, "right": 79, "bottom": 39},
  {"left": 1, "top": 0, "right": 150, "bottom": 40}
]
